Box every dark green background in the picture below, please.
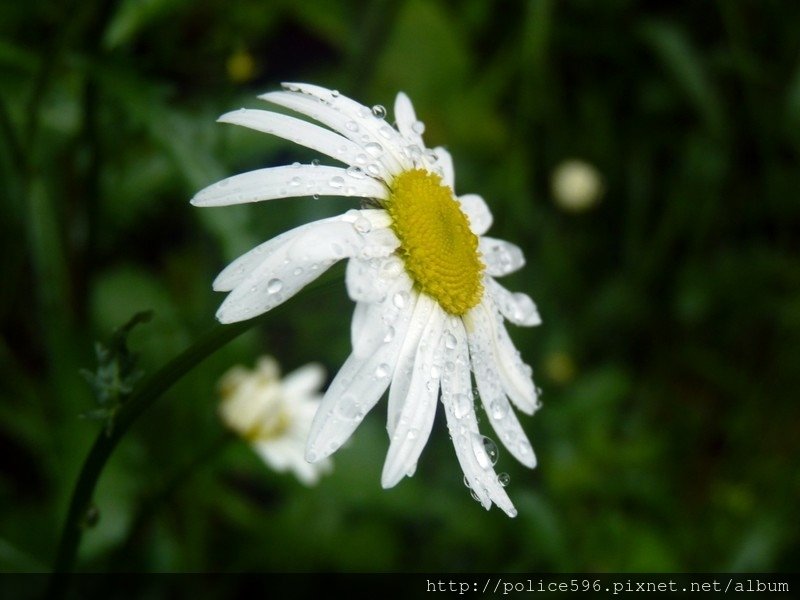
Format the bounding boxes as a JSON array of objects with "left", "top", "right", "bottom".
[{"left": 1, "top": 0, "right": 798, "bottom": 574}]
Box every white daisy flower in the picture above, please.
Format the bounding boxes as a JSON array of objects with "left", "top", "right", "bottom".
[
  {"left": 193, "top": 83, "right": 542, "bottom": 516},
  {"left": 218, "top": 356, "right": 332, "bottom": 486}
]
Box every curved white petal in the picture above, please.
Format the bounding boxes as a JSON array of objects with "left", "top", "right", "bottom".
[
  {"left": 486, "top": 277, "right": 542, "bottom": 327},
  {"left": 305, "top": 298, "right": 417, "bottom": 461},
  {"left": 216, "top": 219, "right": 367, "bottom": 323},
  {"left": 459, "top": 193, "right": 493, "bottom": 235},
  {"left": 213, "top": 216, "right": 339, "bottom": 292},
  {"left": 260, "top": 88, "right": 407, "bottom": 176},
  {"left": 479, "top": 236, "right": 526, "bottom": 277},
  {"left": 191, "top": 165, "right": 388, "bottom": 207},
  {"left": 350, "top": 271, "right": 413, "bottom": 359},
  {"left": 381, "top": 300, "right": 445, "bottom": 488},
  {"left": 219, "top": 109, "right": 372, "bottom": 168},
  {"left": 441, "top": 319, "right": 517, "bottom": 516},
  {"left": 433, "top": 146, "right": 455, "bottom": 189},
  {"left": 465, "top": 303, "right": 537, "bottom": 468},
  {"left": 394, "top": 92, "right": 423, "bottom": 147},
  {"left": 386, "top": 292, "right": 434, "bottom": 437},
  {"left": 472, "top": 300, "right": 540, "bottom": 415}
]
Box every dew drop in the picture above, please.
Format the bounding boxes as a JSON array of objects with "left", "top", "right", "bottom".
[
  {"left": 463, "top": 475, "right": 472, "bottom": 489},
  {"left": 336, "top": 394, "right": 361, "bottom": 420},
  {"left": 364, "top": 142, "right": 384, "bottom": 157},
  {"left": 393, "top": 291, "right": 408, "bottom": 309},
  {"left": 311, "top": 158, "right": 320, "bottom": 167},
  {"left": 267, "top": 279, "right": 283, "bottom": 294},
  {"left": 329, "top": 176, "right": 345, "bottom": 189},
  {"left": 289, "top": 176, "right": 302, "bottom": 187},
  {"left": 291, "top": 161, "right": 301, "bottom": 168},
  {"left": 353, "top": 216, "right": 372, "bottom": 233},
  {"left": 307, "top": 450, "right": 318, "bottom": 462},
  {"left": 312, "top": 193, "right": 320, "bottom": 200},
  {"left": 371, "top": 104, "right": 386, "bottom": 119},
  {"left": 489, "top": 399, "right": 509, "bottom": 420},
  {"left": 471, "top": 433, "right": 499, "bottom": 469},
  {"left": 412, "top": 120, "right": 426, "bottom": 134},
  {"left": 444, "top": 332, "right": 457, "bottom": 350},
  {"left": 292, "top": 267, "right": 303, "bottom": 276},
  {"left": 346, "top": 165, "right": 365, "bottom": 179},
  {"left": 375, "top": 363, "right": 391, "bottom": 379},
  {"left": 497, "top": 472, "right": 511, "bottom": 487},
  {"left": 355, "top": 153, "right": 368, "bottom": 165},
  {"left": 452, "top": 393, "right": 471, "bottom": 419},
  {"left": 407, "top": 428, "right": 418, "bottom": 440},
  {"left": 345, "top": 120, "right": 359, "bottom": 132},
  {"left": 331, "top": 89, "right": 339, "bottom": 98},
  {"left": 383, "top": 326, "right": 395, "bottom": 343},
  {"left": 378, "top": 125, "right": 393, "bottom": 139}
]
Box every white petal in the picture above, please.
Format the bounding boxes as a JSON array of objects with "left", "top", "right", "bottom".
[
  {"left": 386, "top": 292, "right": 434, "bottom": 437},
  {"left": 216, "top": 219, "right": 366, "bottom": 323},
  {"left": 191, "top": 165, "right": 388, "bottom": 207},
  {"left": 381, "top": 300, "right": 445, "bottom": 488},
  {"left": 440, "top": 319, "right": 517, "bottom": 516},
  {"left": 350, "top": 272, "right": 413, "bottom": 359},
  {"left": 219, "top": 109, "right": 372, "bottom": 168},
  {"left": 486, "top": 277, "right": 541, "bottom": 327},
  {"left": 459, "top": 193, "right": 493, "bottom": 235},
  {"left": 305, "top": 297, "right": 417, "bottom": 461},
  {"left": 394, "top": 91, "right": 423, "bottom": 146},
  {"left": 479, "top": 236, "right": 526, "bottom": 277},
  {"left": 347, "top": 258, "right": 384, "bottom": 303},
  {"left": 465, "top": 303, "right": 538, "bottom": 468},
  {"left": 213, "top": 216, "right": 339, "bottom": 292},
  {"left": 433, "top": 146, "right": 455, "bottom": 188},
  {"left": 261, "top": 88, "right": 408, "bottom": 175},
  {"left": 473, "top": 299, "right": 540, "bottom": 415}
]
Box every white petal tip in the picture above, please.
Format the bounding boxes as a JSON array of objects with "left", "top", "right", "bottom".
[{"left": 380, "top": 469, "right": 402, "bottom": 489}]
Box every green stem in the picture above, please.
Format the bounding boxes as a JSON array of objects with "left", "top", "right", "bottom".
[
  {"left": 48, "top": 319, "right": 252, "bottom": 588},
  {"left": 47, "top": 270, "right": 342, "bottom": 593}
]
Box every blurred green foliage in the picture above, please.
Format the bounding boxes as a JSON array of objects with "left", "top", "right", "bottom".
[{"left": 1, "top": 0, "right": 799, "bottom": 575}]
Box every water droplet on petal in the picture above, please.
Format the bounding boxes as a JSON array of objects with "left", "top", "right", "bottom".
[
  {"left": 489, "top": 399, "right": 509, "bottom": 420},
  {"left": 471, "top": 434, "right": 499, "bottom": 469},
  {"left": 311, "top": 158, "right": 320, "bottom": 167},
  {"left": 267, "top": 279, "right": 283, "bottom": 294},
  {"left": 407, "top": 428, "right": 418, "bottom": 440},
  {"left": 383, "top": 326, "right": 395, "bottom": 343},
  {"left": 289, "top": 176, "right": 302, "bottom": 187},
  {"left": 291, "top": 161, "right": 301, "bottom": 168},
  {"left": 375, "top": 363, "right": 391, "bottom": 379},
  {"left": 371, "top": 104, "right": 386, "bottom": 118},
  {"left": 365, "top": 142, "right": 384, "bottom": 157},
  {"left": 345, "top": 120, "right": 359, "bottom": 132},
  {"left": 331, "top": 89, "right": 340, "bottom": 98},
  {"left": 497, "top": 472, "right": 511, "bottom": 487},
  {"left": 393, "top": 291, "right": 408, "bottom": 308},
  {"left": 353, "top": 216, "right": 372, "bottom": 233},
  {"left": 336, "top": 394, "right": 361, "bottom": 420},
  {"left": 346, "top": 165, "right": 365, "bottom": 179},
  {"left": 329, "top": 176, "right": 345, "bottom": 189},
  {"left": 412, "top": 120, "right": 426, "bottom": 135},
  {"left": 452, "top": 393, "right": 472, "bottom": 419},
  {"left": 444, "top": 332, "right": 457, "bottom": 350}
]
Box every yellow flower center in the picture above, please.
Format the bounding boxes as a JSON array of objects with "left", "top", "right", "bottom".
[{"left": 387, "top": 169, "right": 484, "bottom": 315}]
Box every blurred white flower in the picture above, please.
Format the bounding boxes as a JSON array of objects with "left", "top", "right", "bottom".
[
  {"left": 218, "top": 356, "right": 331, "bottom": 486},
  {"left": 194, "top": 83, "right": 542, "bottom": 516},
  {"left": 551, "top": 159, "right": 604, "bottom": 212}
]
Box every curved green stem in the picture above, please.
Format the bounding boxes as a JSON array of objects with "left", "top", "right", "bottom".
[{"left": 49, "top": 320, "right": 251, "bottom": 582}]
